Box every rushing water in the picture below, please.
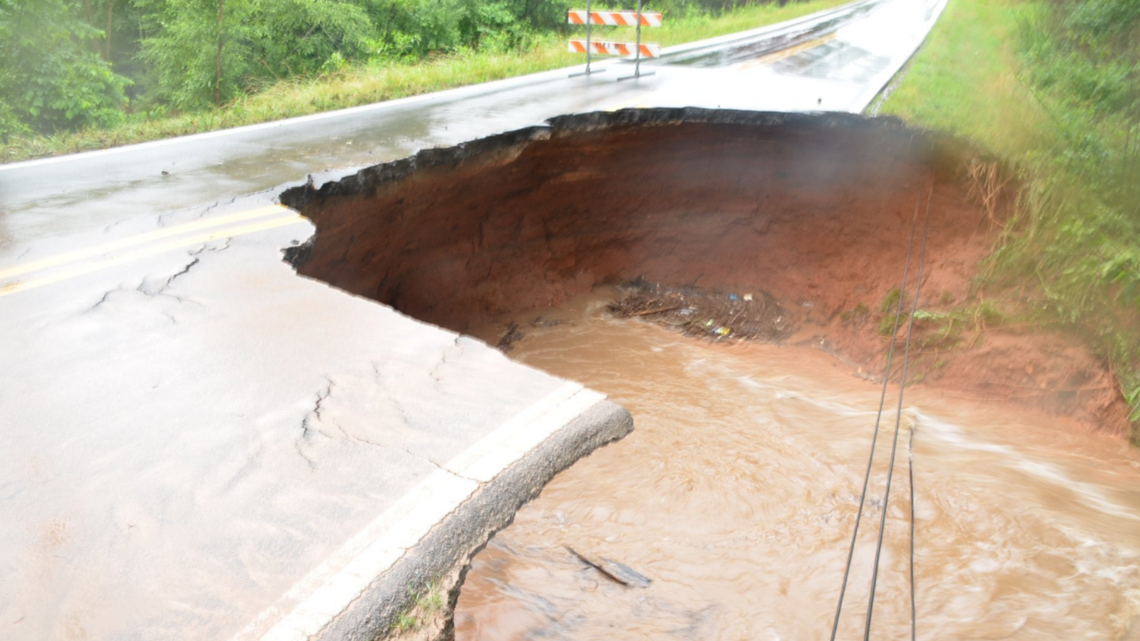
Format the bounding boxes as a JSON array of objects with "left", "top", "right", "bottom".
[{"left": 458, "top": 290, "right": 1140, "bottom": 641}]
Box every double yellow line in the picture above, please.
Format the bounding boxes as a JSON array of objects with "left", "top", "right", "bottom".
[
  {"left": 735, "top": 33, "right": 836, "bottom": 71},
  {"left": 0, "top": 204, "right": 306, "bottom": 298},
  {"left": 600, "top": 32, "right": 838, "bottom": 111}
]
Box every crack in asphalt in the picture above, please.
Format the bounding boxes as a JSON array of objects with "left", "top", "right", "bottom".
[
  {"left": 87, "top": 287, "right": 131, "bottom": 311},
  {"left": 429, "top": 337, "right": 464, "bottom": 383},
  {"left": 295, "top": 379, "right": 335, "bottom": 470},
  {"left": 295, "top": 373, "right": 471, "bottom": 480},
  {"left": 163, "top": 257, "right": 200, "bottom": 287},
  {"left": 191, "top": 238, "right": 232, "bottom": 255}
]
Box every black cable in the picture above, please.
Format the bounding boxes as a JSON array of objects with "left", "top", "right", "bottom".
[
  {"left": 908, "top": 416, "right": 917, "bottom": 641},
  {"left": 828, "top": 197, "right": 921, "bottom": 641},
  {"left": 863, "top": 188, "right": 932, "bottom": 641}
]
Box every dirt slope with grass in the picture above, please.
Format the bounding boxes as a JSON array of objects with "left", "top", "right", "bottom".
[
  {"left": 876, "top": 0, "right": 1140, "bottom": 440},
  {"left": 282, "top": 109, "right": 1132, "bottom": 437}
]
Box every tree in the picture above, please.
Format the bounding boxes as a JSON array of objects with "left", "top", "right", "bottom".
[
  {"left": 0, "top": 0, "right": 130, "bottom": 138},
  {"left": 135, "top": 0, "right": 256, "bottom": 109},
  {"left": 136, "top": 0, "right": 376, "bottom": 109}
]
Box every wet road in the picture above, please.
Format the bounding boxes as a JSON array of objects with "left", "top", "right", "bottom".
[
  {"left": 0, "top": 0, "right": 944, "bottom": 262},
  {"left": 0, "top": 1, "right": 950, "bottom": 639}
]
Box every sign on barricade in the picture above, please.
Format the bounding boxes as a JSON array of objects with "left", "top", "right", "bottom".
[{"left": 567, "top": 0, "right": 660, "bottom": 80}]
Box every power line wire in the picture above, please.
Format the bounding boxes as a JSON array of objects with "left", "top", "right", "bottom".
[
  {"left": 828, "top": 196, "right": 921, "bottom": 641},
  {"left": 862, "top": 187, "right": 932, "bottom": 641}
]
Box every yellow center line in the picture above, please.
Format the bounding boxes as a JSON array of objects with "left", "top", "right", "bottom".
[
  {"left": 736, "top": 33, "right": 837, "bottom": 71},
  {"left": 605, "top": 95, "right": 651, "bottom": 112},
  {"left": 0, "top": 204, "right": 292, "bottom": 281},
  {"left": 0, "top": 214, "right": 306, "bottom": 298}
]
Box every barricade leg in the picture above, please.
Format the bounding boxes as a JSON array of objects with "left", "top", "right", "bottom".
[
  {"left": 618, "top": 0, "right": 655, "bottom": 81},
  {"left": 569, "top": 0, "right": 606, "bottom": 77}
]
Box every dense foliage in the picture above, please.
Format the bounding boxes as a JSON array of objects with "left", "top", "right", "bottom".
[
  {"left": 0, "top": 0, "right": 130, "bottom": 137},
  {"left": 0, "top": 0, "right": 785, "bottom": 134},
  {"left": 994, "top": 0, "right": 1140, "bottom": 425}
]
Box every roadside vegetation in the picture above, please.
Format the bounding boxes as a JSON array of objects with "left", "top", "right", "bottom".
[
  {"left": 0, "top": 0, "right": 846, "bottom": 163},
  {"left": 878, "top": 0, "right": 1140, "bottom": 440}
]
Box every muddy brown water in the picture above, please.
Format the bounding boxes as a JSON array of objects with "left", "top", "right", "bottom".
[{"left": 457, "top": 289, "right": 1140, "bottom": 641}]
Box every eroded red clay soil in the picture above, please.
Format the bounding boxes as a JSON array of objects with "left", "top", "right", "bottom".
[{"left": 282, "top": 109, "right": 1130, "bottom": 436}]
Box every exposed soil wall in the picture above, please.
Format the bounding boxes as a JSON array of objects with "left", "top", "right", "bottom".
[{"left": 281, "top": 108, "right": 1130, "bottom": 436}]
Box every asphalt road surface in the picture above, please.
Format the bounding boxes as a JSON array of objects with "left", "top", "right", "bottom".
[{"left": 0, "top": 0, "right": 947, "bottom": 639}]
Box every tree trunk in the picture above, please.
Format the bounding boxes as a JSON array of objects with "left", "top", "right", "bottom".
[
  {"left": 82, "top": 0, "right": 99, "bottom": 55},
  {"left": 105, "top": 0, "right": 113, "bottom": 61},
  {"left": 215, "top": 0, "right": 225, "bottom": 108}
]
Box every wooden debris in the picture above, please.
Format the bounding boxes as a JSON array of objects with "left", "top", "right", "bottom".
[
  {"left": 496, "top": 322, "right": 525, "bottom": 351},
  {"left": 565, "top": 545, "right": 651, "bottom": 588},
  {"left": 606, "top": 278, "right": 794, "bottom": 342}
]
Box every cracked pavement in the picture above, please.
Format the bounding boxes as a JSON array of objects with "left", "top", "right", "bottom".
[{"left": 0, "top": 193, "right": 623, "bottom": 641}]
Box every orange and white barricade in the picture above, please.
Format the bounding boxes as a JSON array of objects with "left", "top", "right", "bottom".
[
  {"left": 567, "top": 10, "right": 663, "bottom": 27},
  {"left": 568, "top": 39, "right": 660, "bottom": 58},
  {"left": 567, "top": 0, "right": 661, "bottom": 79}
]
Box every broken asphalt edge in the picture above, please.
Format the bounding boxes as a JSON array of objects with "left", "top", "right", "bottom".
[
  {"left": 318, "top": 399, "right": 632, "bottom": 641},
  {"left": 237, "top": 392, "right": 632, "bottom": 641}
]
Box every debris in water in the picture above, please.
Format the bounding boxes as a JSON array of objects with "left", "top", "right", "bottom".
[
  {"left": 496, "top": 323, "right": 525, "bottom": 351},
  {"left": 606, "top": 278, "right": 793, "bottom": 342},
  {"left": 565, "top": 546, "right": 651, "bottom": 588},
  {"left": 530, "top": 316, "right": 565, "bottom": 328}
]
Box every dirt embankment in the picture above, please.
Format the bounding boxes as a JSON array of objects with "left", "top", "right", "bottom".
[{"left": 281, "top": 108, "right": 1131, "bottom": 436}]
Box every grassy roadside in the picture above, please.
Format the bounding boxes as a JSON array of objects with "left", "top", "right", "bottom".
[
  {"left": 878, "top": 0, "right": 1140, "bottom": 439},
  {"left": 875, "top": 0, "right": 1052, "bottom": 157},
  {"left": 0, "top": 0, "right": 849, "bottom": 164}
]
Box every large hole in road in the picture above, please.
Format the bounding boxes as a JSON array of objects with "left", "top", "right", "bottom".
[
  {"left": 280, "top": 108, "right": 990, "bottom": 345},
  {"left": 276, "top": 109, "right": 1140, "bottom": 639}
]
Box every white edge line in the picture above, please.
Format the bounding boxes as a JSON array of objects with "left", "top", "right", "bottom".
[{"left": 231, "top": 381, "right": 607, "bottom": 641}]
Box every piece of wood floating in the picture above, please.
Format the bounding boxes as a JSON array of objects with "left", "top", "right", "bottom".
[{"left": 565, "top": 545, "right": 652, "bottom": 587}]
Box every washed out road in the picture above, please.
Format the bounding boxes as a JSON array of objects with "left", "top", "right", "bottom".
[{"left": 0, "top": 1, "right": 947, "bottom": 639}]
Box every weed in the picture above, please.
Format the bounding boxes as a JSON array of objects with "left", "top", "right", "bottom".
[
  {"left": 394, "top": 612, "right": 420, "bottom": 633},
  {"left": 390, "top": 580, "right": 446, "bottom": 635},
  {"left": 840, "top": 302, "right": 870, "bottom": 323},
  {"left": 964, "top": 158, "right": 1012, "bottom": 230},
  {"left": 878, "top": 288, "right": 906, "bottom": 336}
]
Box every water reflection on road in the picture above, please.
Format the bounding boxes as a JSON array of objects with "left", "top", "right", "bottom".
[{"left": 459, "top": 289, "right": 1140, "bottom": 640}]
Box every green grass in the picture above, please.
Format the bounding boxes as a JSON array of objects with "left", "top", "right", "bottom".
[
  {"left": 879, "top": 0, "right": 1140, "bottom": 439},
  {"left": 391, "top": 581, "right": 447, "bottom": 634},
  {"left": 0, "top": 0, "right": 851, "bottom": 164},
  {"left": 876, "top": 0, "right": 1052, "bottom": 158}
]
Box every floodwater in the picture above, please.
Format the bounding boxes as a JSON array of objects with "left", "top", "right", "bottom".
[{"left": 458, "top": 289, "right": 1140, "bottom": 641}]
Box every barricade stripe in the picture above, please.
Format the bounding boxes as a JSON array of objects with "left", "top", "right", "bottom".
[
  {"left": 567, "top": 10, "right": 663, "bottom": 26},
  {"left": 568, "top": 39, "right": 661, "bottom": 58}
]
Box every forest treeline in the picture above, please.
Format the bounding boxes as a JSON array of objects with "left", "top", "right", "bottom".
[{"left": 0, "top": 0, "right": 773, "bottom": 139}]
